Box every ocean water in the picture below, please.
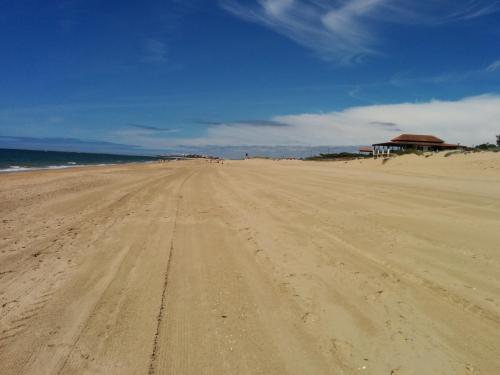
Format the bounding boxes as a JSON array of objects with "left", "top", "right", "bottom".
[{"left": 0, "top": 148, "right": 159, "bottom": 172}]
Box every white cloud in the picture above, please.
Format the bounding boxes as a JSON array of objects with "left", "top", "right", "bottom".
[
  {"left": 220, "top": 0, "right": 500, "bottom": 63},
  {"left": 117, "top": 94, "right": 500, "bottom": 148}
]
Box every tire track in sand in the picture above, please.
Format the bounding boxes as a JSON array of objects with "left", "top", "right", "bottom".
[
  {"left": 148, "top": 169, "right": 196, "bottom": 375},
  {"left": 51, "top": 173, "right": 179, "bottom": 375}
]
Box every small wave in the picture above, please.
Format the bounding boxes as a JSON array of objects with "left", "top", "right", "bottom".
[
  {"left": 0, "top": 160, "right": 152, "bottom": 173},
  {"left": 0, "top": 166, "right": 34, "bottom": 173},
  {"left": 47, "top": 165, "right": 74, "bottom": 170},
  {"left": 0, "top": 164, "right": 76, "bottom": 173}
]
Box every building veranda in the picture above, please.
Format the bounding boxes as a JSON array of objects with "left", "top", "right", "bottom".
[{"left": 372, "top": 134, "right": 460, "bottom": 155}]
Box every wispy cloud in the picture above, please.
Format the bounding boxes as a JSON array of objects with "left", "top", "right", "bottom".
[
  {"left": 196, "top": 119, "right": 290, "bottom": 127},
  {"left": 443, "top": 1, "right": 500, "bottom": 21},
  {"left": 128, "top": 123, "right": 175, "bottom": 132},
  {"left": 370, "top": 121, "right": 403, "bottom": 131},
  {"left": 388, "top": 58, "right": 500, "bottom": 87},
  {"left": 487, "top": 59, "right": 500, "bottom": 72},
  {"left": 220, "top": 0, "right": 500, "bottom": 63},
  {"left": 141, "top": 39, "right": 168, "bottom": 63}
]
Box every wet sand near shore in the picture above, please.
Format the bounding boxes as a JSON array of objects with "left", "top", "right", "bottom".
[{"left": 1, "top": 153, "right": 499, "bottom": 374}]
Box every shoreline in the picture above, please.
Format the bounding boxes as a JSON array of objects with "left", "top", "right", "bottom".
[{"left": 0, "top": 160, "right": 158, "bottom": 174}]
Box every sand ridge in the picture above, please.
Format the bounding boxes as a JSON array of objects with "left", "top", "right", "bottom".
[{"left": 0, "top": 153, "right": 499, "bottom": 374}]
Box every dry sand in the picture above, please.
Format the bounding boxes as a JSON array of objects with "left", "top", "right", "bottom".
[{"left": 0, "top": 152, "right": 499, "bottom": 375}]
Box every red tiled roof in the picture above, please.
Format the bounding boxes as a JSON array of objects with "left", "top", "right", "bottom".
[
  {"left": 372, "top": 141, "right": 458, "bottom": 148},
  {"left": 391, "top": 134, "right": 444, "bottom": 143}
]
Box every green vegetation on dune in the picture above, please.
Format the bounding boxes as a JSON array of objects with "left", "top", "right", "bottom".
[{"left": 305, "top": 152, "right": 371, "bottom": 161}]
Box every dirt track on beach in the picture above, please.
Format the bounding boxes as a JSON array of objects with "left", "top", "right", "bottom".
[{"left": 1, "top": 154, "right": 499, "bottom": 375}]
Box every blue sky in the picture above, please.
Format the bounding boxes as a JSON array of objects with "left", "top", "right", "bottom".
[{"left": 1, "top": 0, "right": 500, "bottom": 155}]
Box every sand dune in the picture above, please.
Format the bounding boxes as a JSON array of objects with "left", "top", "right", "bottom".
[{"left": 0, "top": 153, "right": 499, "bottom": 374}]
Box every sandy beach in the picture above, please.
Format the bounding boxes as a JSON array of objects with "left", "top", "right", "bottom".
[{"left": 1, "top": 153, "right": 499, "bottom": 375}]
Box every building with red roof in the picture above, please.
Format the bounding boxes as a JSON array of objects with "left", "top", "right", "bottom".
[{"left": 373, "top": 134, "right": 459, "bottom": 152}]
